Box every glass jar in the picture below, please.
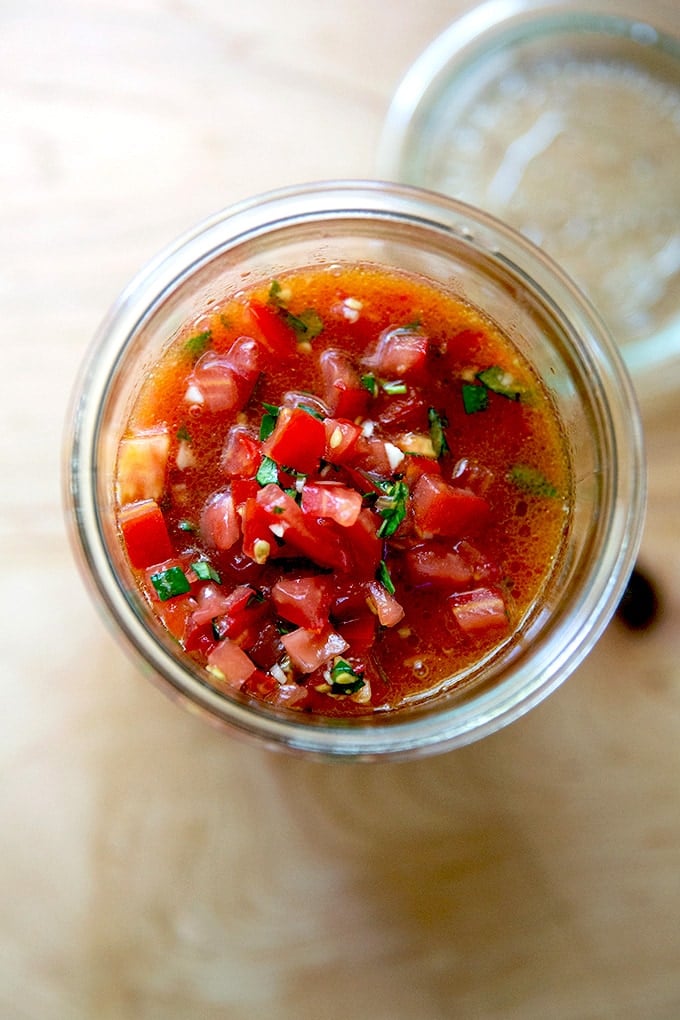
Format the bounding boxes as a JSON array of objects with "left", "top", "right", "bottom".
[
  {"left": 379, "top": 0, "right": 680, "bottom": 402},
  {"left": 64, "top": 181, "right": 645, "bottom": 759}
]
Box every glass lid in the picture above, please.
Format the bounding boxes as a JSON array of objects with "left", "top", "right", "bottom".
[{"left": 379, "top": 0, "right": 680, "bottom": 401}]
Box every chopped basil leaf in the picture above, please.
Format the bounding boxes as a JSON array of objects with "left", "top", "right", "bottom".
[
  {"left": 259, "top": 402, "right": 280, "bottom": 441},
  {"left": 509, "top": 463, "right": 559, "bottom": 498},
  {"left": 191, "top": 560, "right": 221, "bottom": 584},
  {"left": 428, "top": 407, "right": 450, "bottom": 456},
  {"left": 377, "top": 479, "right": 409, "bottom": 538},
  {"left": 268, "top": 279, "right": 283, "bottom": 305},
  {"left": 462, "top": 383, "right": 489, "bottom": 414},
  {"left": 477, "top": 365, "right": 526, "bottom": 402},
  {"left": 330, "top": 659, "right": 365, "bottom": 695},
  {"left": 178, "top": 519, "right": 196, "bottom": 533},
  {"left": 150, "top": 566, "right": 191, "bottom": 601},
  {"left": 176, "top": 423, "right": 192, "bottom": 442},
  {"left": 184, "top": 330, "right": 212, "bottom": 361},
  {"left": 286, "top": 308, "right": 324, "bottom": 341},
  {"left": 256, "top": 455, "right": 279, "bottom": 486},
  {"left": 381, "top": 380, "right": 408, "bottom": 395},
  {"left": 275, "top": 619, "right": 297, "bottom": 635},
  {"left": 361, "top": 373, "right": 379, "bottom": 397},
  {"left": 246, "top": 590, "right": 266, "bottom": 608},
  {"left": 378, "top": 559, "right": 396, "bottom": 595}
]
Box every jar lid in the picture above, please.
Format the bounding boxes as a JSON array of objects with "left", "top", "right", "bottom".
[{"left": 379, "top": 0, "right": 680, "bottom": 401}]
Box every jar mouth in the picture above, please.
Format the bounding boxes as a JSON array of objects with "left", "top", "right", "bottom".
[
  {"left": 378, "top": 2, "right": 680, "bottom": 403},
  {"left": 65, "top": 180, "right": 646, "bottom": 759}
]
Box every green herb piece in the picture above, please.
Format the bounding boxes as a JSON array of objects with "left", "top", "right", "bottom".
[
  {"left": 268, "top": 279, "right": 284, "bottom": 305},
  {"left": 330, "top": 658, "right": 365, "bottom": 695},
  {"left": 477, "top": 365, "right": 526, "bottom": 402},
  {"left": 428, "top": 407, "right": 450, "bottom": 457},
  {"left": 177, "top": 519, "right": 197, "bottom": 533},
  {"left": 150, "top": 565, "right": 191, "bottom": 601},
  {"left": 184, "top": 330, "right": 212, "bottom": 361},
  {"left": 394, "top": 318, "right": 421, "bottom": 333},
  {"left": 377, "top": 559, "right": 396, "bottom": 595},
  {"left": 246, "top": 590, "right": 266, "bottom": 608},
  {"left": 259, "top": 402, "right": 280, "bottom": 441},
  {"left": 256, "top": 455, "right": 279, "bottom": 487},
  {"left": 376, "top": 479, "right": 409, "bottom": 538},
  {"left": 191, "top": 560, "right": 221, "bottom": 584},
  {"left": 286, "top": 308, "right": 324, "bottom": 341},
  {"left": 381, "top": 380, "right": 408, "bottom": 396},
  {"left": 361, "top": 373, "right": 379, "bottom": 397},
  {"left": 509, "top": 464, "right": 559, "bottom": 498},
  {"left": 461, "top": 383, "right": 489, "bottom": 415},
  {"left": 299, "top": 403, "right": 325, "bottom": 420},
  {"left": 276, "top": 619, "right": 297, "bottom": 635},
  {"left": 176, "top": 424, "right": 192, "bottom": 443}
]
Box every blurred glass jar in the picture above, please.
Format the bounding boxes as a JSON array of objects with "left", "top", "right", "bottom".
[
  {"left": 379, "top": 0, "right": 680, "bottom": 402},
  {"left": 65, "top": 181, "right": 645, "bottom": 759}
]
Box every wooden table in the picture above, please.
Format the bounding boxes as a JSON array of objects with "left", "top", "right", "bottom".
[{"left": 2, "top": 1, "right": 679, "bottom": 1016}]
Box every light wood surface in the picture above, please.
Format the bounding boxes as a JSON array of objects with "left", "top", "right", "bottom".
[{"left": 2, "top": 1, "right": 679, "bottom": 1017}]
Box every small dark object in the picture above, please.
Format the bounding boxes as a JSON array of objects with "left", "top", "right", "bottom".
[{"left": 616, "top": 567, "right": 660, "bottom": 631}]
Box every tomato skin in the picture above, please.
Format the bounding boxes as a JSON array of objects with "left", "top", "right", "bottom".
[
  {"left": 319, "top": 349, "right": 370, "bottom": 419},
  {"left": 301, "top": 482, "right": 363, "bottom": 528},
  {"left": 371, "top": 327, "right": 429, "bottom": 379},
  {"left": 449, "top": 587, "right": 508, "bottom": 635},
  {"left": 403, "top": 543, "right": 473, "bottom": 590},
  {"left": 281, "top": 627, "right": 349, "bottom": 673},
  {"left": 191, "top": 338, "right": 260, "bottom": 413},
  {"left": 411, "top": 474, "right": 491, "bottom": 539},
  {"left": 119, "top": 499, "right": 174, "bottom": 569},
  {"left": 201, "top": 489, "right": 241, "bottom": 550},
  {"left": 221, "top": 426, "right": 262, "bottom": 478},
  {"left": 262, "top": 406, "right": 326, "bottom": 475},
  {"left": 271, "top": 575, "right": 333, "bottom": 631}
]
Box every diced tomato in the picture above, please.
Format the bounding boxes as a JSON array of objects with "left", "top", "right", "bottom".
[
  {"left": 201, "top": 489, "right": 240, "bottom": 550},
  {"left": 262, "top": 406, "right": 326, "bottom": 475},
  {"left": 449, "top": 587, "right": 508, "bottom": 635},
  {"left": 376, "top": 395, "right": 429, "bottom": 431},
  {"left": 245, "top": 299, "right": 297, "bottom": 360},
  {"left": 243, "top": 484, "right": 351, "bottom": 571},
  {"left": 117, "top": 428, "right": 170, "bottom": 504},
  {"left": 403, "top": 543, "right": 473, "bottom": 590},
  {"left": 207, "top": 639, "right": 257, "bottom": 687},
  {"left": 301, "top": 482, "right": 362, "bottom": 528},
  {"left": 119, "top": 499, "right": 174, "bottom": 569},
  {"left": 190, "top": 337, "right": 260, "bottom": 413},
  {"left": 319, "top": 348, "right": 370, "bottom": 419},
  {"left": 231, "top": 477, "right": 260, "bottom": 507},
  {"left": 281, "top": 627, "right": 349, "bottom": 674},
  {"left": 371, "top": 327, "right": 429, "bottom": 379},
  {"left": 215, "top": 594, "right": 269, "bottom": 651},
  {"left": 246, "top": 621, "right": 285, "bottom": 671},
  {"left": 456, "top": 540, "right": 503, "bottom": 585},
  {"left": 336, "top": 613, "right": 377, "bottom": 653},
  {"left": 352, "top": 435, "right": 394, "bottom": 476},
  {"left": 190, "top": 583, "right": 254, "bottom": 626},
  {"left": 343, "top": 508, "right": 382, "bottom": 577},
  {"left": 241, "top": 667, "right": 281, "bottom": 701},
  {"left": 411, "top": 474, "right": 491, "bottom": 539},
  {"left": 451, "top": 457, "right": 495, "bottom": 496},
  {"left": 323, "top": 417, "right": 362, "bottom": 464},
  {"left": 366, "top": 581, "right": 405, "bottom": 627},
  {"left": 156, "top": 594, "right": 195, "bottom": 641},
  {"left": 221, "top": 426, "right": 262, "bottom": 478},
  {"left": 271, "top": 575, "right": 333, "bottom": 631},
  {"left": 401, "top": 455, "right": 442, "bottom": 488}
]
